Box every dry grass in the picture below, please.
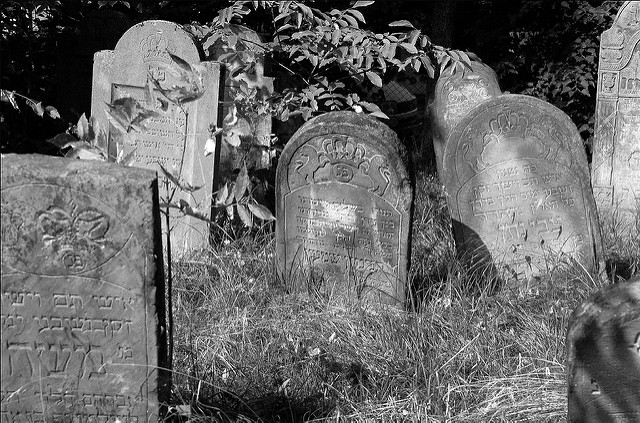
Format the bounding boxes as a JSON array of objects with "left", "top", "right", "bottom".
[{"left": 166, "top": 165, "right": 639, "bottom": 422}]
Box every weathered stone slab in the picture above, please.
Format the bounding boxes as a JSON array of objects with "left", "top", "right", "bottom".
[
  {"left": 276, "top": 111, "right": 413, "bottom": 306},
  {"left": 432, "top": 61, "right": 501, "bottom": 179},
  {"left": 567, "top": 277, "right": 640, "bottom": 422},
  {"left": 592, "top": 1, "right": 640, "bottom": 225},
  {"left": 0, "top": 154, "right": 169, "bottom": 421},
  {"left": 442, "top": 94, "right": 602, "bottom": 281},
  {"left": 91, "top": 20, "right": 223, "bottom": 255}
]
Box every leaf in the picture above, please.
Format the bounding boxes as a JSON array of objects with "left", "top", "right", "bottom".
[
  {"left": 389, "top": 20, "right": 414, "bottom": 28},
  {"left": 27, "top": 100, "right": 44, "bottom": 117},
  {"left": 119, "top": 148, "right": 137, "bottom": 166},
  {"left": 236, "top": 204, "right": 253, "bottom": 227},
  {"left": 1, "top": 90, "right": 19, "bottom": 110},
  {"left": 76, "top": 114, "right": 89, "bottom": 140},
  {"left": 352, "top": 0, "right": 375, "bottom": 7},
  {"left": 347, "top": 9, "right": 365, "bottom": 23},
  {"left": 168, "top": 52, "right": 192, "bottom": 73},
  {"left": 365, "top": 71, "right": 382, "bottom": 87},
  {"left": 215, "top": 183, "right": 229, "bottom": 206},
  {"left": 64, "top": 145, "right": 106, "bottom": 161},
  {"left": 369, "top": 110, "right": 389, "bottom": 119},
  {"left": 234, "top": 163, "right": 250, "bottom": 200},
  {"left": 400, "top": 42, "right": 418, "bottom": 54},
  {"left": 226, "top": 204, "right": 234, "bottom": 219},
  {"left": 45, "top": 106, "right": 61, "bottom": 119},
  {"left": 247, "top": 203, "right": 275, "bottom": 221},
  {"left": 46, "top": 132, "right": 76, "bottom": 148},
  {"left": 204, "top": 137, "right": 217, "bottom": 157},
  {"left": 225, "top": 132, "right": 242, "bottom": 147}
]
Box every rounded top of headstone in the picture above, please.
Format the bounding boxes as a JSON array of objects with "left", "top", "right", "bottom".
[
  {"left": 114, "top": 20, "right": 201, "bottom": 63},
  {"left": 614, "top": 1, "right": 640, "bottom": 30},
  {"left": 443, "top": 94, "right": 587, "bottom": 187},
  {"left": 281, "top": 111, "right": 405, "bottom": 164},
  {"left": 433, "top": 61, "right": 502, "bottom": 132},
  {"left": 277, "top": 110, "right": 411, "bottom": 206},
  {"left": 435, "top": 61, "right": 501, "bottom": 97}
]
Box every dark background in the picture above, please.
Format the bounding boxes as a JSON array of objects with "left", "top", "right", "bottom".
[{"left": 0, "top": 0, "right": 619, "bottom": 155}]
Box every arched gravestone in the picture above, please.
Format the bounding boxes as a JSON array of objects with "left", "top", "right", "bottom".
[
  {"left": 442, "top": 95, "right": 602, "bottom": 281},
  {"left": 592, "top": 1, "right": 640, "bottom": 225},
  {"left": 1, "top": 154, "right": 169, "bottom": 421},
  {"left": 276, "top": 112, "right": 413, "bottom": 306},
  {"left": 91, "top": 20, "right": 223, "bottom": 255},
  {"left": 431, "top": 61, "right": 501, "bottom": 179},
  {"left": 567, "top": 278, "right": 640, "bottom": 422}
]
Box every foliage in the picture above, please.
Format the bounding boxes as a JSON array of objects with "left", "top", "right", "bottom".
[
  {"left": 491, "top": 0, "right": 618, "bottom": 143},
  {"left": 187, "top": 0, "right": 471, "bottom": 137}
]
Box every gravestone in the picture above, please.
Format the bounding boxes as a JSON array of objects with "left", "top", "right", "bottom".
[
  {"left": 1, "top": 154, "right": 169, "bottom": 421},
  {"left": 567, "top": 277, "right": 640, "bottom": 422},
  {"left": 276, "top": 111, "right": 413, "bottom": 306},
  {"left": 592, "top": 1, "right": 640, "bottom": 225},
  {"left": 431, "top": 61, "right": 501, "bottom": 179},
  {"left": 91, "top": 20, "right": 223, "bottom": 256},
  {"left": 442, "top": 94, "right": 602, "bottom": 281}
]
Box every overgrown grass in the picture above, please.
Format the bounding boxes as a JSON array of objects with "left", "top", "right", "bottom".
[{"left": 166, "top": 166, "right": 639, "bottom": 422}]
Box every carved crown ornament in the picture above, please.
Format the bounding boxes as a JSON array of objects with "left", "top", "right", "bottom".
[
  {"left": 290, "top": 135, "right": 392, "bottom": 196},
  {"left": 140, "top": 33, "right": 171, "bottom": 63}
]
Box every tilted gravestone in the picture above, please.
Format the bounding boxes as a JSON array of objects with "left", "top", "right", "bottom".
[
  {"left": 442, "top": 95, "right": 603, "bottom": 281},
  {"left": 276, "top": 111, "right": 413, "bottom": 306},
  {"left": 592, "top": 1, "right": 640, "bottom": 224},
  {"left": 91, "top": 20, "right": 223, "bottom": 255},
  {"left": 431, "top": 61, "right": 501, "bottom": 179},
  {"left": 1, "top": 154, "right": 169, "bottom": 421},
  {"left": 567, "top": 277, "right": 640, "bottom": 422}
]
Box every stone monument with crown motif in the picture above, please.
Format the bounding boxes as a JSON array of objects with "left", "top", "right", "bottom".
[{"left": 275, "top": 111, "right": 413, "bottom": 307}]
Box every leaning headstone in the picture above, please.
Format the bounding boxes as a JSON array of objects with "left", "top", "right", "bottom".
[
  {"left": 276, "top": 111, "right": 413, "bottom": 307},
  {"left": 592, "top": 1, "right": 640, "bottom": 225},
  {"left": 431, "top": 61, "right": 501, "bottom": 179},
  {"left": 442, "top": 94, "right": 602, "bottom": 282},
  {"left": 567, "top": 277, "right": 640, "bottom": 422},
  {"left": 1, "top": 154, "right": 169, "bottom": 421},
  {"left": 91, "top": 20, "right": 223, "bottom": 255}
]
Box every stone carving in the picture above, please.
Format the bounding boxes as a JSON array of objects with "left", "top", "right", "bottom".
[
  {"left": 91, "top": 20, "right": 223, "bottom": 255},
  {"left": 442, "top": 95, "right": 602, "bottom": 282},
  {"left": 592, "top": 1, "right": 640, "bottom": 225},
  {"left": 1, "top": 154, "right": 169, "bottom": 421},
  {"left": 567, "top": 277, "right": 640, "bottom": 422},
  {"left": 431, "top": 61, "right": 501, "bottom": 179},
  {"left": 276, "top": 112, "right": 413, "bottom": 306}
]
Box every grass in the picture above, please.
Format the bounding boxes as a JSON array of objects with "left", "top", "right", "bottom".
[{"left": 166, "top": 163, "right": 639, "bottom": 422}]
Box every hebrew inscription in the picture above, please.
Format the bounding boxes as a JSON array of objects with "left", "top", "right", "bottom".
[
  {"left": 91, "top": 20, "right": 222, "bottom": 254},
  {"left": 0, "top": 155, "right": 167, "bottom": 421},
  {"left": 443, "top": 95, "right": 602, "bottom": 281},
  {"left": 592, "top": 1, "right": 640, "bottom": 223},
  {"left": 276, "top": 112, "right": 413, "bottom": 306}
]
